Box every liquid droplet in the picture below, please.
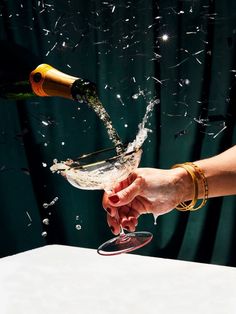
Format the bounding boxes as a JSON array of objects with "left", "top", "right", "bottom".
[
  {"left": 153, "top": 214, "right": 159, "bottom": 225},
  {"left": 41, "top": 231, "right": 47, "bottom": 237},
  {"left": 42, "top": 218, "right": 49, "bottom": 225},
  {"left": 75, "top": 224, "right": 82, "bottom": 231}
]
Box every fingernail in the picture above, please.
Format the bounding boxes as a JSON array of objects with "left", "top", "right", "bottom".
[
  {"left": 108, "top": 195, "right": 120, "bottom": 203},
  {"left": 106, "top": 208, "right": 112, "bottom": 215}
]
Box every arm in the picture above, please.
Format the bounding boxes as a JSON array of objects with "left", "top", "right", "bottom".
[
  {"left": 102, "top": 145, "right": 236, "bottom": 234},
  {"left": 194, "top": 145, "right": 236, "bottom": 198}
]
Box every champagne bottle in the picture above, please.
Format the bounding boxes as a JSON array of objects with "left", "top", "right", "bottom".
[
  {"left": 0, "top": 39, "right": 97, "bottom": 101},
  {"left": 0, "top": 63, "right": 97, "bottom": 102},
  {"left": 29, "top": 64, "right": 97, "bottom": 103}
]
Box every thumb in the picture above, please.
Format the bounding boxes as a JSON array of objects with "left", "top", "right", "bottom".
[{"left": 108, "top": 176, "right": 143, "bottom": 206}]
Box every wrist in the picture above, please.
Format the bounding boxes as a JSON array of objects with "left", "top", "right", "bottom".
[
  {"left": 171, "top": 167, "right": 193, "bottom": 204},
  {"left": 171, "top": 162, "right": 209, "bottom": 211}
]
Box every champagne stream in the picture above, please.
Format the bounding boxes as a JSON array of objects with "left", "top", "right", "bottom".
[
  {"left": 87, "top": 96, "right": 124, "bottom": 155},
  {"left": 87, "top": 95, "right": 160, "bottom": 156}
]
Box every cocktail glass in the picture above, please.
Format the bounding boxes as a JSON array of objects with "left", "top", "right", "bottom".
[{"left": 51, "top": 146, "right": 153, "bottom": 256}]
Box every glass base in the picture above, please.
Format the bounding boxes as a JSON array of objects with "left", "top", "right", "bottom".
[{"left": 97, "top": 231, "right": 153, "bottom": 256}]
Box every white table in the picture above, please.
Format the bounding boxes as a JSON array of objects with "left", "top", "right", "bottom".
[{"left": 0, "top": 245, "right": 235, "bottom": 314}]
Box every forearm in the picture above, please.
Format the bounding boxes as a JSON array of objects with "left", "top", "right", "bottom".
[
  {"left": 195, "top": 145, "right": 236, "bottom": 198},
  {"left": 178, "top": 145, "right": 236, "bottom": 202}
]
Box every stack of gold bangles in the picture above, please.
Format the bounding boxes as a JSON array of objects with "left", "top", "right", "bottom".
[{"left": 171, "top": 162, "right": 208, "bottom": 211}]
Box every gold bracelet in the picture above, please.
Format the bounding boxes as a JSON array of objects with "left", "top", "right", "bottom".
[
  {"left": 171, "top": 162, "right": 208, "bottom": 211},
  {"left": 171, "top": 163, "right": 198, "bottom": 211},
  {"left": 184, "top": 162, "right": 208, "bottom": 210}
]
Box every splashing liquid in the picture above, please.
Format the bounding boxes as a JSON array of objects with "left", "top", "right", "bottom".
[
  {"left": 85, "top": 96, "right": 159, "bottom": 159},
  {"left": 85, "top": 96, "right": 159, "bottom": 156},
  {"left": 76, "top": 93, "right": 159, "bottom": 157},
  {"left": 87, "top": 96, "right": 124, "bottom": 154},
  {"left": 126, "top": 98, "right": 160, "bottom": 153},
  {"left": 50, "top": 97, "right": 159, "bottom": 190}
]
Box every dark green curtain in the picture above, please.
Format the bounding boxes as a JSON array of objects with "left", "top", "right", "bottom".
[{"left": 0, "top": 0, "right": 236, "bottom": 266}]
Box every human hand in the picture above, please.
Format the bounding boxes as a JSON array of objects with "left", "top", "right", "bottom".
[{"left": 102, "top": 167, "right": 190, "bottom": 234}]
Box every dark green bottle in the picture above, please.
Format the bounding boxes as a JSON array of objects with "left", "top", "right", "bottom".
[
  {"left": 0, "top": 64, "right": 97, "bottom": 101},
  {"left": 0, "top": 40, "right": 40, "bottom": 100},
  {"left": 0, "top": 80, "right": 34, "bottom": 100},
  {"left": 0, "top": 41, "right": 123, "bottom": 151}
]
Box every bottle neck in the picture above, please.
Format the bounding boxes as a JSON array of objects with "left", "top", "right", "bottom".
[{"left": 71, "top": 79, "right": 97, "bottom": 103}]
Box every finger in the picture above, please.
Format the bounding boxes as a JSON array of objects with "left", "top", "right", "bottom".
[
  {"left": 117, "top": 205, "right": 130, "bottom": 219},
  {"left": 121, "top": 216, "right": 138, "bottom": 232},
  {"left": 128, "top": 207, "right": 140, "bottom": 219},
  {"left": 113, "top": 173, "right": 138, "bottom": 194},
  {"left": 108, "top": 176, "right": 144, "bottom": 206},
  {"left": 118, "top": 206, "right": 140, "bottom": 220},
  {"left": 102, "top": 193, "right": 117, "bottom": 217},
  {"left": 117, "top": 206, "right": 139, "bottom": 231},
  {"left": 107, "top": 214, "right": 120, "bottom": 235},
  {"left": 115, "top": 196, "right": 152, "bottom": 217},
  {"left": 107, "top": 206, "right": 138, "bottom": 234},
  {"left": 104, "top": 206, "right": 117, "bottom": 217},
  {"left": 131, "top": 196, "right": 152, "bottom": 214}
]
